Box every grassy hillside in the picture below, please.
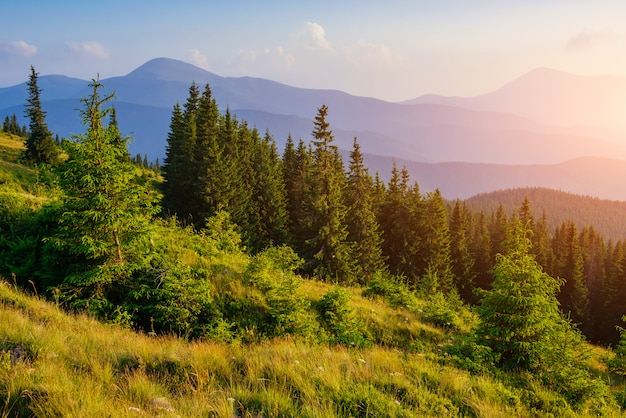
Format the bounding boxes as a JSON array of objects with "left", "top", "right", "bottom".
[
  {"left": 465, "top": 187, "right": 626, "bottom": 241},
  {"left": 1, "top": 131, "right": 625, "bottom": 416},
  {"left": 1, "top": 277, "right": 621, "bottom": 417}
]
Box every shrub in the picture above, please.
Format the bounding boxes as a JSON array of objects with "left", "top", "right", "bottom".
[
  {"left": 244, "top": 246, "right": 318, "bottom": 339},
  {"left": 421, "top": 291, "right": 464, "bottom": 331},
  {"left": 362, "top": 271, "right": 418, "bottom": 310},
  {"left": 316, "top": 286, "right": 370, "bottom": 347}
]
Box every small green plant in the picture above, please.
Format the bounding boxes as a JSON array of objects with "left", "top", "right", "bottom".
[
  {"left": 362, "top": 271, "right": 418, "bottom": 309},
  {"left": 244, "top": 246, "right": 318, "bottom": 339},
  {"left": 421, "top": 291, "right": 463, "bottom": 331},
  {"left": 317, "top": 286, "right": 370, "bottom": 347}
]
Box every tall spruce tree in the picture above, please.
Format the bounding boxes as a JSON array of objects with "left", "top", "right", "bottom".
[
  {"left": 420, "top": 189, "right": 454, "bottom": 292},
  {"left": 192, "top": 84, "right": 222, "bottom": 223},
  {"left": 307, "top": 105, "right": 355, "bottom": 282},
  {"left": 450, "top": 199, "right": 475, "bottom": 301},
  {"left": 23, "top": 66, "right": 58, "bottom": 164},
  {"left": 553, "top": 221, "right": 590, "bottom": 328},
  {"left": 162, "top": 84, "right": 200, "bottom": 222},
  {"left": 283, "top": 137, "right": 315, "bottom": 257},
  {"left": 345, "top": 137, "right": 386, "bottom": 283},
  {"left": 470, "top": 211, "right": 493, "bottom": 293},
  {"left": 248, "top": 130, "right": 289, "bottom": 252},
  {"left": 580, "top": 226, "right": 607, "bottom": 342}
]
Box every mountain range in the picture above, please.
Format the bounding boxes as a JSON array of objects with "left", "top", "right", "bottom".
[{"left": 1, "top": 57, "right": 626, "bottom": 200}]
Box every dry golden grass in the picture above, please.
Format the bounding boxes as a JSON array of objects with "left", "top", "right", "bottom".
[{"left": 1, "top": 279, "right": 620, "bottom": 417}]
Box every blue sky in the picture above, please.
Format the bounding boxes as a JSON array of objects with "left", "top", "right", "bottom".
[{"left": 2, "top": 1, "right": 626, "bottom": 101}]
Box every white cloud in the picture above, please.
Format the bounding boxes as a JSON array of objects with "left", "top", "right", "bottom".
[
  {"left": 344, "top": 38, "right": 403, "bottom": 69},
  {"left": 66, "top": 41, "right": 110, "bottom": 59},
  {"left": 187, "top": 48, "right": 209, "bottom": 69},
  {"left": 0, "top": 40, "right": 38, "bottom": 58},
  {"left": 565, "top": 29, "right": 617, "bottom": 53},
  {"left": 291, "top": 22, "right": 333, "bottom": 51},
  {"left": 233, "top": 46, "right": 295, "bottom": 74}
]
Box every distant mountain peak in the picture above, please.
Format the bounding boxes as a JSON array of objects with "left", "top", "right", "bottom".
[{"left": 125, "top": 57, "right": 215, "bottom": 82}]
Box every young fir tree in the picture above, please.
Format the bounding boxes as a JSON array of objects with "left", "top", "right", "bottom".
[
  {"left": 476, "top": 220, "right": 568, "bottom": 370},
  {"left": 23, "top": 66, "right": 59, "bottom": 164},
  {"left": 345, "top": 137, "right": 386, "bottom": 283},
  {"left": 307, "top": 105, "right": 355, "bottom": 282},
  {"left": 53, "top": 78, "right": 158, "bottom": 285}
]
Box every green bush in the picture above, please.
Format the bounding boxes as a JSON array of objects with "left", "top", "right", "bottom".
[
  {"left": 421, "top": 291, "right": 464, "bottom": 331},
  {"left": 316, "top": 286, "right": 370, "bottom": 347},
  {"left": 362, "top": 271, "right": 418, "bottom": 310},
  {"left": 244, "top": 246, "right": 318, "bottom": 339}
]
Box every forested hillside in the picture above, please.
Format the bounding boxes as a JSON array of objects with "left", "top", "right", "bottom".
[
  {"left": 3, "top": 72, "right": 626, "bottom": 415},
  {"left": 466, "top": 187, "right": 626, "bottom": 242}
]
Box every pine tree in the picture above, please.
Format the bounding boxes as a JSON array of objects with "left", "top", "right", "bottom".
[
  {"left": 345, "top": 137, "right": 386, "bottom": 283},
  {"left": 192, "top": 84, "right": 222, "bottom": 223},
  {"left": 23, "top": 66, "right": 58, "bottom": 164},
  {"left": 553, "top": 222, "right": 590, "bottom": 328},
  {"left": 306, "top": 105, "right": 355, "bottom": 282},
  {"left": 379, "top": 162, "right": 409, "bottom": 276},
  {"left": 476, "top": 221, "right": 566, "bottom": 371},
  {"left": 420, "top": 189, "right": 454, "bottom": 292},
  {"left": 53, "top": 78, "right": 158, "bottom": 281},
  {"left": 490, "top": 204, "right": 509, "bottom": 260},
  {"left": 162, "top": 86, "right": 197, "bottom": 221},
  {"left": 404, "top": 179, "right": 426, "bottom": 282},
  {"left": 518, "top": 197, "right": 534, "bottom": 230},
  {"left": 283, "top": 137, "right": 315, "bottom": 257},
  {"left": 580, "top": 226, "right": 607, "bottom": 342},
  {"left": 470, "top": 211, "right": 493, "bottom": 293},
  {"left": 450, "top": 199, "right": 475, "bottom": 301},
  {"left": 532, "top": 210, "right": 553, "bottom": 271},
  {"left": 248, "top": 130, "right": 289, "bottom": 252}
]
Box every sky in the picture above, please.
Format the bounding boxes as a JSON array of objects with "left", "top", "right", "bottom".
[{"left": 2, "top": 1, "right": 626, "bottom": 102}]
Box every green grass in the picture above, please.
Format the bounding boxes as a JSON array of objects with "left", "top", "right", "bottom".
[{"left": 1, "top": 279, "right": 623, "bottom": 417}]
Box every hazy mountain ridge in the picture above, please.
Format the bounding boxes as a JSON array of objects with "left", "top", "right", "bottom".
[
  {"left": 363, "top": 155, "right": 626, "bottom": 201},
  {"left": 1, "top": 58, "right": 626, "bottom": 200},
  {"left": 408, "top": 67, "right": 626, "bottom": 134}
]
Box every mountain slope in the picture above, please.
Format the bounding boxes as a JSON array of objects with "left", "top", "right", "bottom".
[{"left": 408, "top": 67, "right": 626, "bottom": 134}]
